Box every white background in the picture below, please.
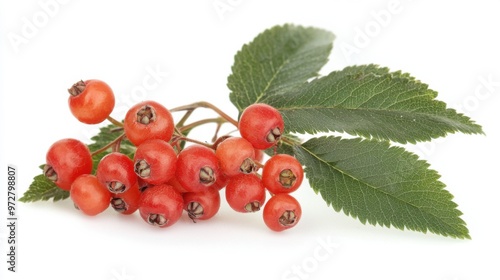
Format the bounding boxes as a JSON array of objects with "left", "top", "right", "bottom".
[{"left": 1, "top": 1, "right": 499, "bottom": 279}]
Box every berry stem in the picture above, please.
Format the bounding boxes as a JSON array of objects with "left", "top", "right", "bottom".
[
  {"left": 173, "top": 136, "right": 213, "bottom": 149},
  {"left": 112, "top": 135, "right": 123, "bottom": 153},
  {"left": 110, "top": 127, "right": 124, "bottom": 133},
  {"left": 107, "top": 116, "right": 124, "bottom": 127},
  {"left": 179, "top": 117, "right": 227, "bottom": 133},
  {"left": 170, "top": 101, "right": 238, "bottom": 127},
  {"left": 281, "top": 136, "right": 301, "bottom": 147},
  {"left": 176, "top": 109, "right": 194, "bottom": 129},
  {"left": 90, "top": 133, "right": 126, "bottom": 156},
  {"left": 212, "top": 121, "right": 223, "bottom": 143},
  {"left": 174, "top": 126, "right": 185, "bottom": 137},
  {"left": 254, "top": 161, "right": 265, "bottom": 169}
]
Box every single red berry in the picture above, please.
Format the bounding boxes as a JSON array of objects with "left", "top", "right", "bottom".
[
  {"left": 133, "top": 139, "right": 177, "bottom": 185},
  {"left": 225, "top": 173, "right": 266, "bottom": 213},
  {"left": 70, "top": 174, "right": 112, "bottom": 216},
  {"left": 183, "top": 187, "right": 221, "bottom": 222},
  {"left": 215, "top": 137, "right": 256, "bottom": 177},
  {"left": 124, "top": 100, "right": 174, "bottom": 146},
  {"left": 111, "top": 183, "right": 141, "bottom": 215},
  {"left": 96, "top": 152, "right": 137, "bottom": 193},
  {"left": 262, "top": 154, "right": 304, "bottom": 194},
  {"left": 263, "top": 193, "right": 301, "bottom": 232},
  {"left": 139, "top": 184, "right": 183, "bottom": 228},
  {"left": 44, "top": 138, "right": 93, "bottom": 191},
  {"left": 239, "top": 103, "right": 284, "bottom": 149},
  {"left": 176, "top": 144, "right": 220, "bottom": 193},
  {"left": 68, "top": 79, "right": 115, "bottom": 124}
]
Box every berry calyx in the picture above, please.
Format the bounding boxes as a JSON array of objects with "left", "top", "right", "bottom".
[
  {"left": 239, "top": 103, "right": 284, "bottom": 149},
  {"left": 124, "top": 100, "right": 175, "bottom": 146},
  {"left": 45, "top": 138, "right": 93, "bottom": 191},
  {"left": 68, "top": 80, "right": 86, "bottom": 96},
  {"left": 139, "top": 184, "right": 183, "bottom": 228},
  {"left": 70, "top": 174, "right": 112, "bottom": 216},
  {"left": 262, "top": 154, "right": 304, "bottom": 194},
  {"left": 110, "top": 183, "right": 141, "bottom": 215},
  {"left": 136, "top": 104, "right": 156, "bottom": 124},
  {"left": 263, "top": 193, "right": 302, "bottom": 232},
  {"left": 68, "top": 79, "right": 115, "bottom": 124},
  {"left": 199, "top": 167, "right": 215, "bottom": 184},
  {"left": 183, "top": 187, "right": 220, "bottom": 222}
]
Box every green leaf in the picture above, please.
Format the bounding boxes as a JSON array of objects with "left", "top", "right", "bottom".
[
  {"left": 293, "top": 136, "right": 470, "bottom": 239},
  {"left": 228, "top": 24, "right": 335, "bottom": 112},
  {"left": 266, "top": 64, "right": 483, "bottom": 144},
  {"left": 19, "top": 174, "right": 69, "bottom": 203},
  {"left": 88, "top": 123, "right": 135, "bottom": 173}
]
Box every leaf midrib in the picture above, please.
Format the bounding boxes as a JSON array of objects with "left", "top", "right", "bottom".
[
  {"left": 277, "top": 105, "right": 474, "bottom": 126},
  {"left": 254, "top": 40, "right": 325, "bottom": 106},
  {"left": 254, "top": 57, "right": 289, "bottom": 105}
]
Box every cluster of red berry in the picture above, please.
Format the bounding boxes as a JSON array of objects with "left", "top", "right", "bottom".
[{"left": 43, "top": 79, "right": 304, "bottom": 231}]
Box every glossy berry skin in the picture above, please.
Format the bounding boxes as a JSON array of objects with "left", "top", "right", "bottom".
[
  {"left": 97, "top": 152, "right": 137, "bottom": 193},
  {"left": 225, "top": 173, "right": 266, "bottom": 213},
  {"left": 70, "top": 174, "right": 112, "bottom": 216},
  {"left": 124, "top": 100, "right": 175, "bottom": 146},
  {"left": 68, "top": 79, "right": 115, "bottom": 124},
  {"left": 139, "top": 184, "right": 183, "bottom": 228},
  {"left": 263, "top": 193, "right": 301, "bottom": 232},
  {"left": 239, "top": 103, "right": 284, "bottom": 149},
  {"left": 137, "top": 177, "right": 151, "bottom": 193},
  {"left": 254, "top": 149, "right": 265, "bottom": 164},
  {"left": 215, "top": 137, "right": 256, "bottom": 177},
  {"left": 212, "top": 172, "right": 229, "bottom": 191},
  {"left": 262, "top": 154, "right": 304, "bottom": 194},
  {"left": 111, "top": 183, "right": 141, "bottom": 215},
  {"left": 44, "top": 138, "right": 93, "bottom": 191},
  {"left": 176, "top": 145, "right": 220, "bottom": 193},
  {"left": 133, "top": 139, "right": 177, "bottom": 185},
  {"left": 183, "top": 187, "right": 221, "bottom": 221},
  {"left": 168, "top": 176, "right": 189, "bottom": 194}
]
